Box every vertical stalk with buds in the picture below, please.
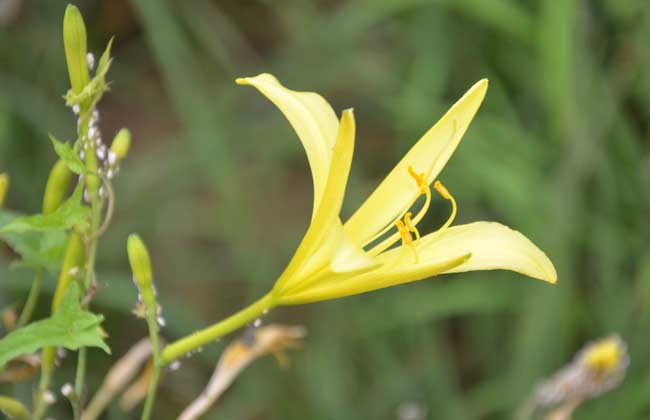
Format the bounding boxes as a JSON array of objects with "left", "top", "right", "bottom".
[{"left": 127, "top": 234, "right": 163, "bottom": 420}]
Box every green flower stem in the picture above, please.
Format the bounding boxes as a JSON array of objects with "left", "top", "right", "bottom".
[
  {"left": 15, "top": 269, "right": 44, "bottom": 328},
  {"left": 73, "top": 347, "right": 88, "bottom": 420},
  {"left": 140, "top": 309, "right": 162, "bottom": 420},
  {"left": 73, "top": 192, "right": 103, "bottom": 418},
  {"left": 160, "top": 293, "right": 274, "bottom": 365},
  {"left": 32, "top": 352, "right": 54, "bottom": 419}
]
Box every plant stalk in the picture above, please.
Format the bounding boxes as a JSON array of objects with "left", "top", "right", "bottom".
[
  {"left": 140, "top": 310, "right": 162, "bottom": 420},
  {"left": 160, "top": 293, "right": 274, "bottom": 365},
  {"left": 73, "top": 191, "right": 102, "bottom": 418}
]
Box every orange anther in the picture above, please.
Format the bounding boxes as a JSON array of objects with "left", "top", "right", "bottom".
[
  {"left": 408, "top": 165, "right": 427, "bottom": 193},
  {"left": 403, "top": 212, "right": 421, "bottom": 240},
  {"left": 434, "top": 180, "right": 451, "bottom": 200},
  {"left": 395, "top": 219, "right": 413, "bottom": 245}
]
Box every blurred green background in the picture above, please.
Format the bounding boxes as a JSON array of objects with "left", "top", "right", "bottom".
[{"left": 1, "top": 0, "right": 649, "bottom": 419}]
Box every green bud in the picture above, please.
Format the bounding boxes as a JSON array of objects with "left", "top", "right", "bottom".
[
  {"left": 0, "top": 173, "right": 9, "bottom": 209},
  {"left": 110, "top": 128, "right": 131, "bottom": 161},
  {"left": 51, "top": 233, "right": 85, "bottom": 311},
  {"left": 0, "top": 395, "right": 30, "bottom": 419},
  {"left": 127, "top": 234, "right": 155, "bottom": 306},
  {"left": 42, "top": 160, "right": 73, "bottom": 214},
  {"left": 63, "top": 4, "right": 90, "bottom": 95}
]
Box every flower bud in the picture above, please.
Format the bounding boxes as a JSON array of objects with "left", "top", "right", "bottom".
[
  {"left": 51, "top": 233, "right": 85, "bottom": 311},
  {"left": 110, "top": 128, "right": 131, "bottom": 161},
  {"left": 0, "top": 395, "right": 30, "bottom": 419},
  {"left": 0, "top": 173, "right": 9, "bottom": 209},
  {"left": 127, "top": 234, "right": 155, "bottom": 306},
  {"left": 42, "top": 160, "right": 72, "bottom": 214},
  {"left": 63, "top": 4, "right": 90, "bottom": 95}
]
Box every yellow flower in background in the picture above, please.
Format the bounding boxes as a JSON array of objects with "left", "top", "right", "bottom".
[{"left": 236, "top": 74, "right": 556, "bottom": 305}]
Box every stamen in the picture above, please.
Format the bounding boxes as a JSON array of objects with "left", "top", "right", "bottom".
[
  {"left": 403, "top": 212, "right": 420, "bottom": 240},
  {"left": 396, "top": 219, "right": 419, "bottom": 263},
  {"left": 395, "top": 220, "right": 412, "bottom": 245},
  {"left": 366, "top": 166, "right": 432, "bottom": 256},
  {"left": 433, "top": 180, "right": 457, "bottom": 231},
  {"left": 408, "top": 165, "right": 427, "bottom": 193}
]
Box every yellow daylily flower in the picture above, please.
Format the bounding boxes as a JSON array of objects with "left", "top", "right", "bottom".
[{"left": 236, "top": 73, "right": 556, "bottom": 306}]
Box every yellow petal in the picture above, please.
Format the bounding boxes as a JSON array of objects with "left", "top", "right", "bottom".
[
  {"left": 277, "top": 252, "right": 469, "bottom": 305},
  {"left": 273, "top": 111, "right": 370, "bottom": 293},
  {"left": 237, "top": 74, "right": 338, "bottom": 216},
  {"left": 413, "top": 221, "right": 557, "bottom": 283},
  {"left": 344, "top": 79, "right": 488, "bottom": 246}
]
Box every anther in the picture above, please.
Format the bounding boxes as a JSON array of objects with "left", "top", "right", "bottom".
[
  {"left": 395, "top": 220, "right": 413, "bottom": 245},
  {"left": 403, "top": 211, "right": 420, "bottom": 240},
  {"left": 433, "top": 180, "right": 457, "bottom": 232},
  {"left": 396, "top": 216, "right": 419, "bottom": 263},
  {"left": 408, "top": 165, "right": 427, "bottom": 194},
  {"left": 434, "top": 181, "right": 451, "bottom": 200}
]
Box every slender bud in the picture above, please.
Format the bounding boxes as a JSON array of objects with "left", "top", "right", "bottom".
[
  {"left": 42, "top": 160, "right": 72, "bottom": 214},
  {"left": 51, "top": 233, "right": 85, "bottom": 311},
  {"left": 127, "top": 234, "right": 155, "bottom": 307},
  {"left": 110, "top": 128, "right": 131, "bottom": 161},
  {"left": 63, "top": 4, "right": 90, "bottom": 95},
  {"left": 0, "top": 173, "right": 9, "bottom": 209},
  {"left": 0, "top": 395, "right": 30, "bottom": 419}
]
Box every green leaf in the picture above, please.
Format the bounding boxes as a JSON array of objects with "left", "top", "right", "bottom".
[
  {"left": 0, "top": 212, "right": 67, "bottom": 274},
  {"left": 0, "top": 211, "right": 67, "bottom": 274},
  {"left": 0, "top": 283, "right": 110, "bottom": 368},
  {"left": 0, "top": 185, "right": 89, "bottom": 234},
  {"left": 96, "top": 37, "right": 114, "bottom": 80},
  {"left": 49, "top": 135, "right": 86, "bottom": 174}
]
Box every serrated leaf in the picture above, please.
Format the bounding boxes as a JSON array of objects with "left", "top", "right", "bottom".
[
  {"left": 0, "top": 283, "right": 110, "bottom": 368},
  {"left": 0, "top": 185, "right": 89, "bottom": 234},
  {"left": 0, "top": 211, "right": 67, "bottom": 273},
  {"left": 49, "top": 135, "right": 86, "bottom": 174}
]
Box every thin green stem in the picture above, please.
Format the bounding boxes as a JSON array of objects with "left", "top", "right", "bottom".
[
  {"left": 73, "top": 347, "right": 88, "bottom": 420},
  {"left": 140, "top": 311, "right": 162, "bottom": 420},
  {"left": 73, "top": 196, "right": 102, "bottom": 417},
  {"left": 15, "top": 269, "right": 44, "bottom": 328},
  {"left": 161, "top": 293, "right": 274, "bottom": 365},
  {"left": 32, "top": 349, "right": 55, "bottom": 420}
]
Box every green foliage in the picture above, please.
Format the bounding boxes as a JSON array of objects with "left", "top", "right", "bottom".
[
  {"left": 0, "top": 283, "right": 109, "bottom": 368},
  {"left": 49, "top": 135, "right": 86, "bottom": 175},
  {"left": 0, "top": 185, "right": 88, "bottom": 234},
  {"left": 0, "top": 216, "right": 67, "bottom": 274}
]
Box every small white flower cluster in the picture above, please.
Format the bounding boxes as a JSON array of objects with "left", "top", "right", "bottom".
[
  {"left": 74, "top": 106, "right": 120, "bottom": 182},
  {"left": 535, "top": 335, "right": 629, "bottom": 406},
  {"left": 131, "top": 280, "right": 166, "bottom": 328},
  {"left": 69, "top": 52, "right": 122, "bottom": 201}
]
